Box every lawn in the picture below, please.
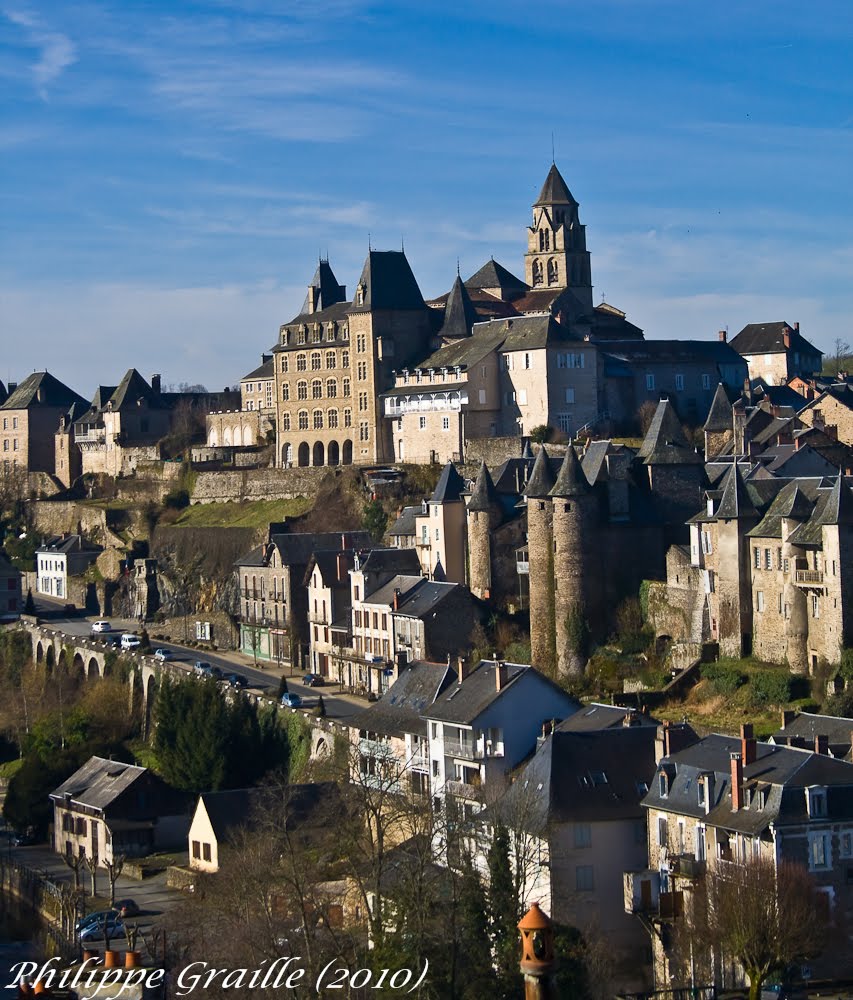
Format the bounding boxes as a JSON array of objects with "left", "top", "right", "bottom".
[{"left": 171, "top": 497, "right": 312, "bottom": 529}]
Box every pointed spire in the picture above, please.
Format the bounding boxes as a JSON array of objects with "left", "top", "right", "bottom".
[
  {"left": 467, "top": 461, "right": 500, "bottom": 513},
  {"left": 704, "top": 383, "right": 733, "bottom": 433},
  {"left": 817, "top": 473, "right": 853, "bottom": 526},
  {"left": 715, "top": 464, "right": 758, "bottom": 520},
  {"left": 534, "top": 163, "right": 576, "bottom": 207},
  {"left": 638, "top": 399, "right": 703, "bottom": 465},
  {"left": 431, "top": 461, "right": 465, "bottom": 503},
  {"left": 523, "top": 446, "right": 555, "bottom": 499},
  {"left": 439, "top": 275, "right": 479, "bottom": 339},
  {"left": 550, "top": 445, "right": 592, "bottom": 498},
  {"left": 521, "top": 438, "right": 534, "bottom": 459}
]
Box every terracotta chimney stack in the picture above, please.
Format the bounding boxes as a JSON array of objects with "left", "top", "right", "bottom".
[
  {"left": 718, "top": 330, "right": 727, "bottom": 343},
  {"left": 815, "top": 734, "right": 829, "bottom": 756},
  {"left": 741, "top": 723, "right": 757, "bottom": 766},
  {"left": 781, "top": 709, "right": 796, "bottom": 728},
  {"left": 495, "top": 661, "right": 508, "bottom": 692},
  {"left": 731, "top": 752, "right": 743, "bottom": 812},
  {"left": 393, "top": 588, "right": 401, "bottom": 611},
  {"left": 783, "top": 328, "right": 792, "bottom": 349}
]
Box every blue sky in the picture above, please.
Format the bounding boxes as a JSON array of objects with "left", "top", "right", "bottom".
[{"left": 2, "top": 0, "right": 852, "bottom": 394}]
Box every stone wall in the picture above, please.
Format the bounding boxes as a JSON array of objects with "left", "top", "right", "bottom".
[
  {"left": 190, "top": 466, "right": 329, "bottom": 504},
  {"left": 465, "top": 435, "right": 525, "bottom": 466}
]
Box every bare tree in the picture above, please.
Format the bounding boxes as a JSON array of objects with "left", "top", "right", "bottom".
[
  {"left": 103, "top": 853, "right": 125, "bottom": 906},
  {"left": 62, "top": 851, "right": 85, "bottom": 892},
  {"left": 84, "top": 854, "right": 98, "bottom": 898}
]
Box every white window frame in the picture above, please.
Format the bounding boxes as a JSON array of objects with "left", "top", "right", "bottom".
[{"left": 808, "top": 831, "right": 831, "bottom": 871}]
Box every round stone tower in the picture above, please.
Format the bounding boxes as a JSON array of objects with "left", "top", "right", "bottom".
[
  {"left": 466, "top": 461, "right": 502, "bottom": 600},
  {"left": 524, "top": 447, "right": 557, "bottom": 673},
  {"left": 780, "top": 487, "right": 813, "bottom": 674},
  {"left": 550, "top": 444, "right": 597, "bottom": 678}
]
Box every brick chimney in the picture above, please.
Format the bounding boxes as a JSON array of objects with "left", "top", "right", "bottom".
[
  {"left": 495, "top": 661, "right": 508, "bottom": 692},
  {"left": 718, "top": 330, "right": 727, "bottom": 343},
  {"left": 456, "top": 655, "right": 469, "bottom": 682},
  {"left": 815, "top": 734, "right": 829, "bottom": 756},
  {"left": 151, "top": 374, "right": 161, "bottom": 394},
  {"left": 783, "top": 328, "right": 792, "bottom": 349},
  {"left": 781, "top": 709, "right": 796, "bottom": 728},
  {"left": 731, "top": 752, "right": 743, "bottom": 812},
  {"left": 741, "top": 723, "right": 757, "bottom": 766},
  {"left": 393, "top": 588, "right": 401, "bottom": 611}
]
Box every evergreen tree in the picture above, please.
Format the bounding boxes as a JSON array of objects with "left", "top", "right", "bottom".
[
  {"left": 487, "top": 823, "right": 522, "bottom": 998},
  {"left": 23, "top": 588, "right": 35, "bottom": 615},
  {"left": 313, "top": 694, "right": 326, "bottom": 717},
  {"left": 277, "top": 676, "right": 288, "bottom": 699},
  {"left": 458, "top": 864, "right": 498, "bottom": 999}
]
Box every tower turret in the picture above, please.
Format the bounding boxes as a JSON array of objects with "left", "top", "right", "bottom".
[
  {"left": 466, "top": 461, "right": 502, "bottom": 600},
  {"left": 525, "top": 446, "right": 557, "bottom": 672}
]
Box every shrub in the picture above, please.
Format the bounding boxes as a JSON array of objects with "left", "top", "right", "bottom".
[
  {"left": 164, "top": 488, "right": 190, "bottom": 511},
  {"left": 701, "top": 661, "right": 747, "bottom": 695},
  {"left": 750, "top": 670, "right": 809, "bottom": 706},
  {"left": 529, "top": 425, "right": 551, "bottom": 444}
]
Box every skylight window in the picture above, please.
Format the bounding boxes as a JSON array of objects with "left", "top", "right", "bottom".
[{"left": 590, "top": 770, "right": 608, "bottom": 786}]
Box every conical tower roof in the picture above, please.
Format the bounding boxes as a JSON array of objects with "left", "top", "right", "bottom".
[
  {"left": 638, "top": 399, "right": 703, "bottom": 465},
  {"left": 523, "top": 446, "right": 555, "bottom": 499},
  {"left": 440, "top": 275, "right": 478, "bottom": 339},
  {"left": 535, "top": 163, "right": 576, "bottom": 207},
  {"left": 715, "top": 463, "right": 759, "bottom": 520},
  {"left": 550, "top": 446, "right": 592, "bottom": 497},
  {"left": 467, "top": 461, "right": 500, "bottom": 512},
  {"left": 431, "top": 461, "right": 465, "bottom": 503},
  {"left": 817, "top": 474, "right": 853, "bottom": 526},
  {"left": 704, "top": 383, "right": 733, "bottom": 433}
]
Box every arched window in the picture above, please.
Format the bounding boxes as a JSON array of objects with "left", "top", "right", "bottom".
[
  {"left": 341, "top": 350, "right": 350, "bottom": 368},
  {"left": 283, "top": 443, "right": 293, "bottom": 465},
  {"left": 311, "top": 352, "right": 321, "bottom": 370},
  {"left": 328, "top": 409, "right": 338, "bottom": 428},
  {"left": 280, "top": 355, "right": 289, "bottom": 373},
  {"left": 313, "top": 409, "right": 324, "bottom": 429},
  {"left": 312, "top": 324, "right": 322, "bottom": 343},
  {"left": 296, "top": 353, "right": 307, "bottom": 372},
  {"left": 297, "top": 380, "right": 308, "bottom": 401},
  {"left": 532, "top": 260, "right": 543, "bottom": 287},
  {"left": 343, "top": 408, "right": 352, "bottom": 428},
  {"left": 547, "top": 258, "right": 558, "bottom": 285},
  {"left": 342, "top": 377, "right": 351, "bottom": 397},
  {"left": 539, "top": 229, "right": 545, "bottom": 251},
  {"left": 312, "top": 379, "right": 322, "bottom": 399},
  {"left": 326, "top": 378, "right": 337, "bottom": 398},
  {"left": 281, "top": 384, "right": 289, "bottom": 401},
  {"left": 298, "top": 410, "right": 309, "bottom": 430},
  {"left": 326, "top": 351, "right": 335, "bottom": 369},
  {"left": 282, "top": 413, "right": 291, "bottom": 431}
]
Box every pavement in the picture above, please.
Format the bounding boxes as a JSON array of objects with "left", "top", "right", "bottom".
[{"left": 28, "top": 596, "right": 368, "bottom": 723}]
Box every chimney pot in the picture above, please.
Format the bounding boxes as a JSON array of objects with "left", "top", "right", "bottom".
[
  {"left": 730, "top": 752, "right": 743, "bottom": 812},
  {"left": 718, "top": 330, "right": 727, "bottom": 342}
]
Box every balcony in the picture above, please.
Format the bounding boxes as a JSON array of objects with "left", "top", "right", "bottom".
[
  {"left": 623, "top": 870, "right": 683, "bottom": 919},
  {"left": 75, "top": 429, "right": 106, "bottom": 445},
  {"left": 669, "top": 854, "right": 706, "bottom": 880},
  {"left": 444, "top": 738, "right": 504, "bottom": 760},
  {"left": 795, "top": 569, "right": 824, "bottom": 587},
  {"left": 516, "top": 560, "right": 529, "bottom": 575}
]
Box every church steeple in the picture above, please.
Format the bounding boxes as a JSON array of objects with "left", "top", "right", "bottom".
[{"left": 525, "top": 163, "right": 593, "bottom": 311}]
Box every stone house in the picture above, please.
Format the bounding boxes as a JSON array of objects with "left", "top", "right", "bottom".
[
  {"left": 797, "top": 383, "right": 853, "bottom": 447},
  {"left": 770, "top": 709, "right": 853, "bottom": 762},
  {"left": 0, "top": 549, "right": 23, "bottom": 620},
  {"left": 35, "top": 534, "right": 103, "bottom": 602},
  {"left": 729, "top": 320, "right": 823, "bottom": 386},
  {"left": 629, "top": 724, "right": 853, "bottom": 989},
  {"left": 205, "top": 355, "right": 275, "bottom": 452},
  {"left": 410, "top": 461, "right": 467, "bottom": 583},
  {"left": 0, "top": 371, "right": 87, "bottom": 477},
  {"left": 235, "top": 528, "right": 371, "bottom": 667},
  {"left": 304, "top": 547, "right": 356, "bottom": 679},
  {"left": 51, "top": 756, "right": 191, "bottom": 863}
]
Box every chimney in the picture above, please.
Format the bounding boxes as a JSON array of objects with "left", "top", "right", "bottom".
[
  {"left": 307, "top": 284, "right": 317, "bottom": 314},
  {"left": 456, "top": 655, "right": 470, "bottom": 681},
  {"left": 794, "top": 321, "right": 800, "bottom": 333},
  {"left": 393, "top": 587, "right": 401, "bottom": 611},
  {"left": 731, "top": 752, "right": 743, "bottom": 812},
  {"left": 623, "top": 708, "right": 640, "bottom": 727},
  {"left": 541, "top": 720, "right": 554, "bottom": 739},
  {"left": 8, "top": 382, "right": 17, "bottom": 394},
  {"left": 781, "top": 709, "right": 796, "bottom": 728},
  {"left": 718, "top": 330, "right": 727, "bottom": 343},
  {"left": 741, "top": 723, "right": 757, "bottom": 766},
  {"left": 495, "top": 661, "right": 508, "bottom": 692},
  {"left": 336, "top": 552, "right": 346, "bottom": 581},
  {"left": 815, "top": 734, "right": 829, "bottom": 756},
  {"left": 151, "top": 374, "right": 161, "bottom": 394},
  {"left": 783, "top": 328, "right": 792, "bottom": 349}
]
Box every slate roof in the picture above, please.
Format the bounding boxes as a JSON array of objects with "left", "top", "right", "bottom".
[
  {"left": 534, "top": 163, "right": 576, "bottom": 206},
  {"left": 466, "top": 462, "right": 500, "bottom": 513},
  {"left": 198, "top": 783, "right": 341, "bottom": 842},
  {"left": 242, "top": 359, "right": 274, "bottom": 381},
  {"left": 550, "top": 445, "right": 592, "bottom": 498},
  {"left": 304, "top": 548, "right": 354, "bottom": 588},
  {"left": 498, "top": 727, "right": 658, "bottom": 833},
  {"left": 757, "top": 444, "right": 837, "bottom": 478},
  {"left": 300, "top": 260, "right": 346, "bottom": 315},
  {"left": 704, "top": 383, "right": 734, "bottom": 432},
  {"left": 431, "top": 461, "right": 465, "bottom": 503},
  {"left": 730, "top": 322, "right": 822, "bottom": 358},
  {"left": 414, "top": 324, "right": 508, "bottom": 371},
  {"left": 393, "top": 579, "right": 463, "bottom": 619},
  {"left": 439, "top": 276, "right": 479, "bottom": 339},
  {"left": 602, "top": 339, "right": 746, "bottom": 367},
  {"left": 643, "top": 734, "right": 853, "bottom": 835},
  {"left": 37, "top": 534, "right": 103, "bottom": 555},
  {"left": 425, "top": 660, "right": 530, "bottom": 724},
  {"left": 747, "top": 481, "right": 817, "bottom": 538},
  {"left": 109, "top": 369, "right": 162, "bottom": 411},
  {"left": 235, "top": 531, "right": 372, "bottom": 570},
  {"left": 51, "top": 756, "right": 147, "bottom": 811},
  {"left": 350, "top": 250, "right": 426, "bottom": 313},
  {"left": 1, "top": 371, "right": 87, "bottom": 412},
  {"left": 556, "top": 703, "right": 659, "bottom": 732},
  {"left": 280, "top": 299, "right": 353, "bottom": 331},
  {"left": 388, "top": 505, "right": 418, "bottom": 538},
  {"left": 465, "top": 259, "right": 528, "bottom": 297},
  {"left": 0, "top": 381, "right": 6, "bottom": 406},
  {"left": 637, "top": 399, "right": 703, "bottom": 466},
  {"left": 714, "top": 463, "right": 760, "bottom": 520},
  {"left": 357, "top": 546, "right": 421, "bottom": 577},
  {"left": 770, "top": 712, "right": 853, "bottom": 761},
  {"left": 199, "top": 788, "right": 263, "bottom": 841},
  {"left": 523, "top": 446, "right": 556, "bottom": 498},
  {"left": 349, "top": 660, "right": 456, "bottom": 738}
]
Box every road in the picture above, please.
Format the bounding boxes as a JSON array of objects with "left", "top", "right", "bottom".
[{"left": 30, "top": 597, "right": 365, "bottom": 723}]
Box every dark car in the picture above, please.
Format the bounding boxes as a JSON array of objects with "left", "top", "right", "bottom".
[
  {"left": 281, "top": 692, "right": 303, "bottom": 709},
  {"left": 224, "top": 673, "right": 247, "bottom": 689},
  {"left": 114, "top": 898, "right": 140, "bottom": 917},
  {"left": 76, "top": 908, "right": 119, "bottom": 933},
  {"left": 302, "top": 673, "right": 325, "bottom": 687},
  {"left": 194, "top": 661, "right": 222, "bottom": 679},
  {"left": 12, "top": 831, "right": 37, "bottom": 847}
]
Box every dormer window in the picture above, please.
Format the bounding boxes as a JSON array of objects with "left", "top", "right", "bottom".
[
  {"left": 659, "top": 771, "right": 669, "bottom": 798},
  {"left": 807, "top": 786, "right": 827, "bottom": 818},
  {"left": 697, "top": 779, "right": 706, "bottom": 808},
  {"left": 356, "top": 283, "right": 365, "bottom": 306}
]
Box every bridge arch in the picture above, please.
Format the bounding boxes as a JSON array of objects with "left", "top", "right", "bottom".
[
  {"left": 35, "top": 641, "right": 44, "bottom": 664},
  {"left": 88, "top": 657, "right": 100, "bottom": 679}
]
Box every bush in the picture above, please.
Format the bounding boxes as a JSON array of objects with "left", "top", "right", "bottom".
[
  {"left": 529, "top": 425, "right": 551, "bottom": 444},
  {"left": 701, "top": 661, "right": 747, "bottom": 695},
  {"left": 750, "top": 670, "right": 809, "bottom": 706},
  {"left": 164, "top": 488, "right": 190, "bottom": 511}
]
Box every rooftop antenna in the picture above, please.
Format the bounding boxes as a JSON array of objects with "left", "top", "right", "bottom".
[
  {"left": 368, "top": 232, "right": 372, "bottom": 251},
  {"left": 457, "top": 257, "right": 460, "bottom": 277},
  {"left": 551, "top": 131, "right": 555, "bottom": 164},
  {"left": 401, "top": 235, "right": 405, "bottom": 253}
]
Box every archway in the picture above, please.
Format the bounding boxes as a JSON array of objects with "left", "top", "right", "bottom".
[
  {"left": 242, "top": 424, "right": 253, "bottom": 446},
  {"left": 312, "top": 442, "right": 325, "bottom": 467},
  {"left": 72, "top": 652, "right": 84, "bottom": 678},
  {"left": 144, "top": 673, "right": 158, "bottom": 738},
  {"left": 88, "top": 657, "right": 100, "bottom": 679},
  {"left": 342, "top": 440, "right": 353, "bottom": 465},
  {"left": 45, "top": 645, "right": 55, "bottom": 671},
  {"left": 208, "top": 428, "right": 218, "bottom": 447},
  {"left": 298, "top": 442, "right": 310, "bottom": 467},
  {"left": 35, "top": 642, "right": 44, "bottom": 664},
  {"left": 224, "top": 427, "right": 232, "bottom": 446},
  {"left": 281, "top": 442, "right": 293, "bottom": 467},
  {"left": 327, "top": 441, "right": 339, "bottom": 466},
  {"left": 58, "top": 648, "right": 67, "bottom": 671}
]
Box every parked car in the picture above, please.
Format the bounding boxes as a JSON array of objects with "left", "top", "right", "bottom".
[
  {"left": 281, "top": 692, "right": 303, "bottom": 709},
  {"left": 153, "top": 648, "right": 173, "bottom": 661},
  {"left": 12, "top": 831, "right": 36, "bottom": 847},
  {"left": 75, "top": 908, "right": 119, "bottom": 933},
  {"left": 120, "top": 633, "right": 141, "bottom": 650},
  {"left": 79, "top": 917, "right": 124, "bottom": 942},
  {"left": 194, "top": 661, "right": 222, "bottom": 679},
  {"left": 224, "top": 673, "right": 247, "bottom": 688},
  {"left": 114, "top": 898, "right": 140, "bottom": 917},
  {"left": 302, "top": 673, "right": 324, "bottom": 687},
  {"left": 91, "top": 620, "right": 112, "bottom": 633}
]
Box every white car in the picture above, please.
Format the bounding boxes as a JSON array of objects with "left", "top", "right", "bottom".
[
  {"left": 120, "top": 633, "right": 142, "bottom": 650},
  {"left": 154, "top": 648, "right": 173, "bottom": 661},
  {"left": 91, "top": 621, "right": 112, "bottom": 633}
]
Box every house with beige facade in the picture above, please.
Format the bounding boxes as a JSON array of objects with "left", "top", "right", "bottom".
[{"left": 729, "top": 320, "right": 823, "bottom": 386}]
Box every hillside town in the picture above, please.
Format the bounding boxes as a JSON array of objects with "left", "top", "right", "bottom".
[{"left": 4, "top": 164, "right": 853, "bottom": 999}]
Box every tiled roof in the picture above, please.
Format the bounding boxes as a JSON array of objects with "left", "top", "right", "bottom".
[
  {"left": 242, "top": 359, "right": 274, "bottom": 381},
  {"left": 556, "top": 703, "right": 659, "bottom": 732},
  {"left": 523, "top": 446, "right": 556, "bottom": 498},
  {"left": 1, "top": 371, "right": 87, "bottom": 412},
  {"left": 349, "top": 660, "right": 457, "bottom": 738},
  {"left": 637, "top": 399, "right": 703, "bottom": 466},
  {"left": 704, "top": 383, "right": 734, "bottom": 432},
  {"left": 109, "top": 369, "right": 163, "bottom": 411},
  {"left": 50, "top": 756, "right": 147, "bottom": 811},
  {"left": 465, "top": 259, "right": 527, "bottom": 296},
  {"left": 431, "top": 461, "right": 465, "bottom": 503},
  {"left": 771, "top": 712, "right": 853, "bottom": 760},
  {"left": 439, "top": 276, "right": 479, "bottom": 339},
  {"left": 466, "top": 461, "right": 500, "bottom": 513},
  {"left": 425, "top": 659, "right": 530, "bottom": 724},
  {"left": 550, "top": 445, "right": 592, "bottom": 498},
  {"left": 388, "top": 505, "right": 418, "bottom": 537},
  {"left": 350, "top": 250, "right": 426, "bottom": 313},
  {"left": 534, "top": 163, "right": 576, "bottom": 206},
  {"left": 714, "top": 463, "right": 760, "bottom": 520},
  {"left": 730, "top": 322, "right": 822, "bottom": 358},
  {"left": 300, "top": 260, "right": 346, "bottom": 315}
]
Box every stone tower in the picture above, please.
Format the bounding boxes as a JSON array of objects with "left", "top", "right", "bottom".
[
  {"left": 466, "top": 461, "right": 502, "bottom": 599},
  {"left": 550, "top": 445, "right": 597, "bottom": 677},
  {"left": 525, "top": 446, "right": 557, "bottom": 672},
  {"left": 713, "top": 464, "right": 759, "bottom": 658},
  {"left": 524, "top": 163, "right": 593, "bottom": 312},
  {"left": 779, "top": 486, "right": 813, "bottom": 673}
]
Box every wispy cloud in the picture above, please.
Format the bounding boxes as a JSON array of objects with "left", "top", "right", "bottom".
[{"left": 4, "top": 7, "right": 77, "bottom": 99}]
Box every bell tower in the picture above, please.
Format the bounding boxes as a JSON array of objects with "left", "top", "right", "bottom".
[{"left": 524, "top": 163, "right": 593, "bottom": 312}]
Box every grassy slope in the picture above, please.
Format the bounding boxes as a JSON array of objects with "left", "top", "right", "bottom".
[{"left": 171, "top": 497, "right": 312, "bottom": 529}]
